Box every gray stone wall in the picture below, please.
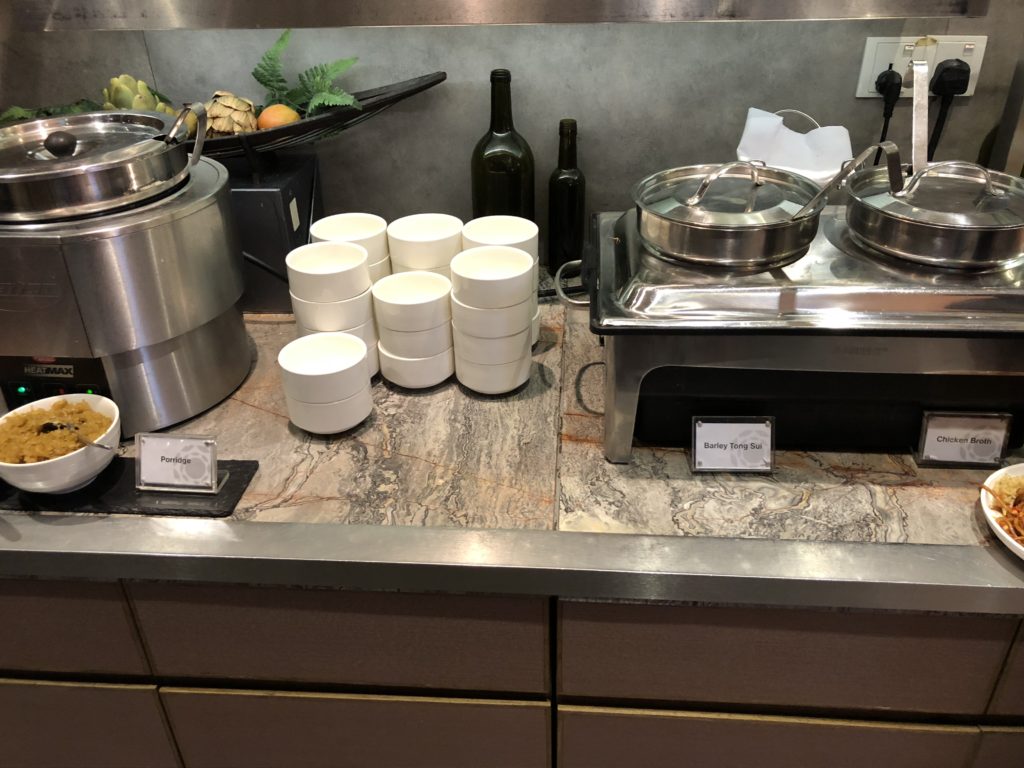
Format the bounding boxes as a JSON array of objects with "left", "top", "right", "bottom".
[{"left": 2, "top": 3, "right": 1022, "bottom": 238}]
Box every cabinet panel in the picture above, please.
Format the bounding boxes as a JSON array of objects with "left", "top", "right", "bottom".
[
  {"left": 0, "top": 578, "right": 149, "bottom": 675},
  {"left": 129, "top": 582, "right": 548, "bottom": 693},
  {"left": 988, "top": 621, "right": 1024, "bottom": 715},
  {"left": 559, "top": 602, "right": 1014, "bottom": 714},
  {"left": 0, "top": 679, "right": 180, "bottom": 768},
  {"left": 972, "top": 728, "right": 1024, "bottom": 768},
  {"left": 559, "top": 706, "right": 978, "bottom": 768},
  {"left": 162, "top": 688, "right": 549, "bottom": 768}
]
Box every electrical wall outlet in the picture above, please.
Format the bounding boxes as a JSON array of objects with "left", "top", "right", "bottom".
[{"left": 855, "top": 35, "right": 987, "bottom": 98}]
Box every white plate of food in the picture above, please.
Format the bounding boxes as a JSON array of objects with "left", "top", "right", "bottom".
[{"left": 980, "top": 464, "right": 1024, "bottom": 562}]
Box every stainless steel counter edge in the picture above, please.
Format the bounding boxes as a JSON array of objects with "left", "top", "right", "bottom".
[{"left": 1, "top": 512, "right": 1023, "bottom": 614}]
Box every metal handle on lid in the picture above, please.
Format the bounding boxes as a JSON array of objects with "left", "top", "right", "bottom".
[
  {"left": 790, "top": 141, "right": 904, "bottom": 220},
  {"left": 165, "top": 102, "right": 207, "bottom": 166},
  {"left": 773, "top": 109, "right": 821, "bottom": 130},
  {"left": 684, "top": 160, "right": 766, "bottom": 208},
  {"left": 896, "top": 160, "right": 1006, "bottom": 199}
]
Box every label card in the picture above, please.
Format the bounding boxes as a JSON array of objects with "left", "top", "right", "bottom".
[
  {"left": 135, "top": 433, "right": 222, "bottom": 493},
  {"left": 692, "top": 417, "right": 774, "bottom": 473},
  {"left": 916, "top": 412, "right": 1011, "bottom": 468}
]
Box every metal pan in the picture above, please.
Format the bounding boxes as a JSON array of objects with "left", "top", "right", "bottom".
[
  {"left": 631, "top": 160, "right": 826, "bottom": 269},
  {"left": 847, "top": 160, "right": 1024, "bottom": 270}
]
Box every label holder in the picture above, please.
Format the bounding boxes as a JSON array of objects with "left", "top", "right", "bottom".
[
  {"left": 692, "top": 416, "right": 775, "bottom": 474},
  {"left": 135, "top": 433, "right": 227, "bottom": 494},
  {"left": 915, "top": 411, "right": 1011, "bottom": 469}
]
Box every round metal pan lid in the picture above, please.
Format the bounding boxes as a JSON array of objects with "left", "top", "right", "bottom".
[
  {"left": 0, "top": 111, "right": 188, "bottom": 221},
  {"left": 851, "top": 161, "right": 1024, "bottom": 230},
  {"left": 631, "top": 161, "right": 824, "bottom": 228}
]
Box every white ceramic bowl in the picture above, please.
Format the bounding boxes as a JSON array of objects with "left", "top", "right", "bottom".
[
  {"left": 379, "top": 320, "right": 453, "bottom": 359},
  {"left": 452, "top": 324, "right": 531, "bottom": 365},
  {"left": 368, "top": 257, "right": 392, "bottom": 283},
  {"left": 0, "top": 394, "right": 120, "bottom": 494},
  {"left": 372, "top": 271, "right": 452, "bottom": 332},
  {"left": 285, "top": 241, "right": 371, "bottom": 302},
  {"left": 297, "top": 318, "right": 380, "bottom": 377},
  {"left": 387, "top": 213, "right": 464, "bottom": 270},
  {"left": 285, "top": 386, "right": 373, "bottom": 435},
  {"left": 310, "top": 212, "right": 389, "bottom": 263},
  {"left": 278, "top": 332, "right": 369, "bottom": 404},
  {"left": 455, "top": 353, "right": 532, "bottom": 395},
  {"left": 531, "top": 305, "right": 541, "bottom": 346},
  {"left": 392, "top": 263, "right": 451, "bottom": 279},
  {"left": 450, "top": 246, "right": 535, "bottom": 309},
  {"left": 461, "top": 215, "right": 539, "bottom": 261},
  {"left": 378, "top": 343, "right": 454, "bottom": 389},
  {"left": 450, "top": 293, "right": 533, "bottom": 339},
  {"left": 289, "top": 286, "right": 372, "bottom": 332},
  {"left": 979, "top": 463, "right": 1024, "bottom": 563}
]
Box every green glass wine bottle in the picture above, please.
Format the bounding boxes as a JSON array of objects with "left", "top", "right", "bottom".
[
  {"left": 547, "top": 118, "right": 585, "bottom": 273},
  {"left": 471, "top": 69, "right": 535, "bottom": 220}
]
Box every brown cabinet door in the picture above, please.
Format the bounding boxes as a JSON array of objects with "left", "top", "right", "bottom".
[
  {"left": 162, "top": 687, "right": 550, "bottom": 768},
  {"left": 128, "top": 582, "right": 548, "bottom": 693},
  {"left": 972, "top": 727, "right": 1024, "bottom": 768},
  {"left": 559, "top": 601, "right": 1015, "bottom": 715},
  {"left": 559, "top": 705, "right": 978, "bottom": 768},
  {"left": 0, "top": 578, "right": 149, "bottom": 675},
  {"left": 988, "top": 620, "right": 1024, "bottom": 715},
  {"left": 0, "top": 679, "right": 180, "bottom": 768}
]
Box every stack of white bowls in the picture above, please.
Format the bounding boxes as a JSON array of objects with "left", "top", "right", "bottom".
[
  {"left": 461, "top": 215, "right": 541, "bottom": 345},
  {"left": 387, "top": 213, "right": 464, "bottom": 279},
  {"left": 286, "top": 240, "right": 380, "bottom": 376},
  {"left": 372, "top": 271, "right": 455, "bottom": 389},
  {"left": 310, "top": 212, "right": 391, "bottom": 283},
  {"left": 450, "top": 246, "right": 535, "bottom": 395},
  {"left": 277, "top": 332, "right": 373, "bottom": 434}
]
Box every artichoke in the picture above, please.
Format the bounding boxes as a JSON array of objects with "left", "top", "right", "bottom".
[
  {"left": 205, "top": 91, "right": 257, "bottom": 136},
  {"left": 102, "top": 74, "right": 158, "bottom": 111},
  {"left": 101, "top": 73, "right": 197, "bottom": 137}
]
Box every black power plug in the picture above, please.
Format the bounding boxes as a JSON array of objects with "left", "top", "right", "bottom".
[
  {"left": 873, "top": 65, "right": 903, "bottom": 164},
  {"left": 928, "top": 58, "right": 971, "bottom": 160},
  {"left": 875, "top": 65, "right": 903, "bottom": 118}
]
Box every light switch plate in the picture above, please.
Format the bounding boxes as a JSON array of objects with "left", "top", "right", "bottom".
[{"left": 855, "top": 35, "right": 987, "bottom": 98}]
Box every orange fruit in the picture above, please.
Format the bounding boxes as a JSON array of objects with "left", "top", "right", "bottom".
[{"left": 257, "top": 104, "right": 301, "bottom": 130}]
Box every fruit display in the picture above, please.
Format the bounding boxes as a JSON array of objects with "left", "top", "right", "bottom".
[
  {"left": 101, "top": 74, "right": 176, "bottom": 116},
  {"left": 257, "top": 104, "right": 301, "bottom": 130},
  {"left": 1, "top": 30, "right": 365, "bottom": 142},
  {"left": 206, "top": 91, "right": 258, "bottom": 136}
]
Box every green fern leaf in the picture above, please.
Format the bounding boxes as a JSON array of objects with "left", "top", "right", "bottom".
[
  {"left": 251, "top": 29, "right": 292, "bottom": 103},
  {"left": 306, "top": 91, "right": 359, "bottom": 115},
  {"left": 296, "top": 58, "right": 358, "bottom": 100},
  {"left": 0, "top": 105, "right": 36, "bottom": 124}
]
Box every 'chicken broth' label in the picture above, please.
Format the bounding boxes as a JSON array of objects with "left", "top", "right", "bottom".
[{"left": 918, "top": 413, "right": 1010, "bottom": 467}]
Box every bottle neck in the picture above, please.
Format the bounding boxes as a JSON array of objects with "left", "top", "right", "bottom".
[
  {"left": 558, "top": 130, "right": 577, "bottom": 169},
  {"left": 490, "top": 80, "right": 514, "bottom": 133}
]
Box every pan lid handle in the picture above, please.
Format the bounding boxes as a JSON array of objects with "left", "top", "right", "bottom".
[
  {"left": 684, "top": 160, "right": 766, "bottom": 208},
  {"left": 165, "top": 102, "right": 207, "bottom": 166},
  {"left": 895, "top": 160, "right": 1006, "bottom": 199}
]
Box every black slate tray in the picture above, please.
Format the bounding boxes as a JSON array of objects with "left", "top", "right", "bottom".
[{"left": 0, "top": 457, "right": 258, "bottom": 518}]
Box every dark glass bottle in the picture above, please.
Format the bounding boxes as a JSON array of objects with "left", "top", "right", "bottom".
[
  {"left": 547, "top": 118, "right": 585, "bottom": 273},
  {"left": 471, "top": 69, "right": 535, "bottom": 220}
]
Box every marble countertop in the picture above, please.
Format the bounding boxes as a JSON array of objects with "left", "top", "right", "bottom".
[
  {"left": 4, "top": 303, "right": 1024, "bottom": 612},
  {"left": 146, "top": 304, "right": 1002, "bottom": 550}
]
